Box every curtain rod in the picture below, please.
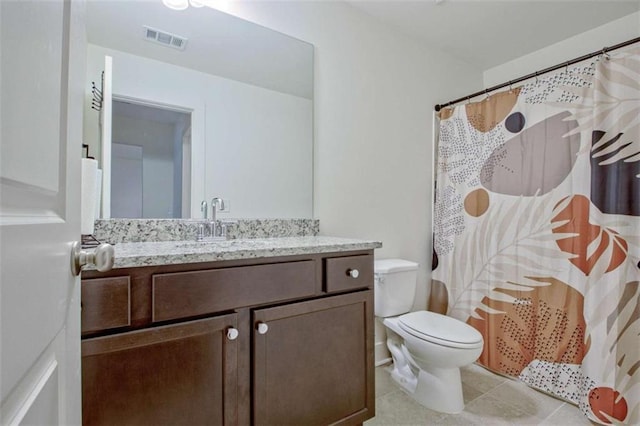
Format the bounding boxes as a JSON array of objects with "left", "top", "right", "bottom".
[{"left": 434, "top": 36, "right": 640, "bottom": 111}]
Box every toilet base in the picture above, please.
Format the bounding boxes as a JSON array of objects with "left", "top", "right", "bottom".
[
  {"left": 383, "top": 316, "right": 480, "bottom": 414},
  {"left": 390, "top": 364, "right": 465, "bottom": 414}
]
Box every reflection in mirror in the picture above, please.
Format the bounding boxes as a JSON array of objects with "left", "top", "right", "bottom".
[
  {"left": 84, "top": 0, "right": 314, "bottom": 219},
  {"left": 111, "top": 100, "right": 191, "bottom": 218}
]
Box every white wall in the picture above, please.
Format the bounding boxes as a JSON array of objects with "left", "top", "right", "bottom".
[
  {"left": 222, "top": 1, "right": 483, "bottom": 362},
  {"left": 226, "top": 0, "right": 482, "bottom": 297},
  {"left": 84, "top": 43, "right": 313, "bottom": 219},
  {"left": 484, "top": 11, "right": 640, "bottom": 87},
  {"left": 205, "top": 78, "right": 312, "bottom": 218}
]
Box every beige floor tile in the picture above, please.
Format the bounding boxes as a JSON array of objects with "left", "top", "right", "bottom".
[
  {"left": 460, "top": 363, "right": 507, "bottom": 394},
  {"left": 539, "top": 403, "right": 597, "bottom": 425},
  {"left": 486, "top": 380, "right": 565, "bottom": 419},
  {"left": 365, "top": 390, "right": 448, "bottom": 426},
  {"left": 461, "top": 378, "right": 484, "bottom": 404},
  {"left": 371, "top": 364, "right": 591, "bottom": 426},
  {"left": 375, "top": 365, "right": 397, "bottom": 399},
  {"left": 437, "top": 394, "right": 541, "bottom": 426}
]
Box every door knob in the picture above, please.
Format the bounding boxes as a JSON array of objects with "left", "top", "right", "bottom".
[
  {"left": 348, "top": 268, "right": 360, "bottom": 279},
  {"left": 71, "top": 241, "right": 115, "bottom": 276}
]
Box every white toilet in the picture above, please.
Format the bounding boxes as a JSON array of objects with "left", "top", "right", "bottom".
[{"left": 375, "top": 259, "right": 483, "bottom": 414}]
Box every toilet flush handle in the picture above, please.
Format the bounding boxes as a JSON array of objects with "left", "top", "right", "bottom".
[{"left": 348, "top": 268, "right": 360, "bottom": 279}]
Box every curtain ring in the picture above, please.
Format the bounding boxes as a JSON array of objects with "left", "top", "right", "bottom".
[
  {"left": 485, "top": 89, "right": 490, "bottom": 100},
  {"left": 602, "top": 47, "right": 610, "bottom": 60},
  {"left": 565, "top": 61, "right": 570, "bottom": 73},
  {"left": 534, "top": 71, "right": 539, "bottom": 83},
  {"left": 508, "top": 80, "right": 513, "bottom": 92},
  {"left": 467, "top": 96, "right": 471, "bottom": 105}
]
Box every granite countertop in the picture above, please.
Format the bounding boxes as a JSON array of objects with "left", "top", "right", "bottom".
[{"left": 88, "top": 236, "right": 382, "bottom": 270}]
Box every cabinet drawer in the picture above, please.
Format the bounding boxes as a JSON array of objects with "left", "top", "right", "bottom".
[
  {"left": 325, "top": 255, "right": 373, "bottom": 292},
  {"left": 152, "top": 260, "right": 317, "bottom": 322},
  {"left": 81, "top": 276, "right": 131, "bottom": 333}
]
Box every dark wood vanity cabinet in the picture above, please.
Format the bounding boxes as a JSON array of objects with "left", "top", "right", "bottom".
[
  {"left": 80, "top": 251, "right": 375, "bottom": 426},
  {"left": 253, "top": 291, "right": 372, "bottom": 425},
  {"left": 82, "top": 314, "right": 238, "bottom": 426}
]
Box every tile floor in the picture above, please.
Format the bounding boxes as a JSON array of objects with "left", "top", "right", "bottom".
[{"left": 364, "top": 363, "right": 597, "bottom": 425}]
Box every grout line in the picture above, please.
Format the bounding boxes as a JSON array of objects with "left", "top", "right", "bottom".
[
  {"left": 543, "top": 402, "right": 567, "bottom": 421},
  {"left": 483, "top": 380, "right": 507, "bottom": 396}
]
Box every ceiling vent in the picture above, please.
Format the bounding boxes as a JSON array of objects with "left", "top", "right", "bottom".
[{"left": 143, "top": 26, "right": 188, "bottom": 51}]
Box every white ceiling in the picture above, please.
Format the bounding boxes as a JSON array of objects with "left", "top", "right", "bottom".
[
  {"left": 346, "top": 0, "right": 640, "bottom": 70},
  {"left": 87, "top": 0, "right": 639, "bottom": 95}
]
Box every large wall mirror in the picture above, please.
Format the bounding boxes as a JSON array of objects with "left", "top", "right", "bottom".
[{"left": 83, "top": 0, "right": 314, "bottom": 219}]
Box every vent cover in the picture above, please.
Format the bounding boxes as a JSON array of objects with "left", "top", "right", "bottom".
[{"left": 143, "top": 26, "right": 188, "bottom": 51}]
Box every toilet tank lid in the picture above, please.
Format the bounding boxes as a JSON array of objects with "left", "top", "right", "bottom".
[{"left": 374, "top": 258, "right": 419, "bottom": 273}]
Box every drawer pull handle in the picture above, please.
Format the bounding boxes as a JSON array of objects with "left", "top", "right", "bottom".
[
  {"left": 256, "top": 322, "right": 269, "bottom": 335},
  {"left": 348, "top": 269, "right": 360, "bottom": 279},
  {"left": 227, "top": 327, "right": 239, "bottom": 340}
]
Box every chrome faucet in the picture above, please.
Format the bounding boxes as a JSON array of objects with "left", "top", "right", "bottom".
[
  {"left": 211, "top": 198, "right": 224, "bottom": 221},
  {"left": 200, "top": 200, "right": 208, "bottom": 219},
  {"left": 196, "top": 198, "right": 229, "bottom": 241},
  {"left": 210, "top": 198, "right": 225, "bottom": 237},
  {"left": 196, "top": 200, "right": 209, "bottom": 241}
]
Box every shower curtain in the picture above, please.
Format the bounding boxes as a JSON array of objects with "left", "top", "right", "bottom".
[{"left": 432, "top": 45, "right": 639, "bottom": 424}]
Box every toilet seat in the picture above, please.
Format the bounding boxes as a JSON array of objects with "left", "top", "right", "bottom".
[{"left": 398, "top": 311, "right": 483, "bottom": 349}]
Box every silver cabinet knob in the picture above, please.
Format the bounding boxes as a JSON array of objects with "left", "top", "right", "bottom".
[
  {"left": 226, "top": 327, "right": 239, "bottom": 341},
  {"left": 348, "top": 269, "right": 360, "bottom": 279},
  {"left": 256, "top": 322, "right": 269, "bottom": 335},
  {"left": 70, "top": 241, "right": 115, "bottom": 276}
]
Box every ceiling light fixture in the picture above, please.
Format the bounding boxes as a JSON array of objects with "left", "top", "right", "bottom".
[
  {"left": 162, "top": 0, "right": 233, "bottom": 12},
  {"left": 162, "top": 0, "right": 188, "bottom": 11}
]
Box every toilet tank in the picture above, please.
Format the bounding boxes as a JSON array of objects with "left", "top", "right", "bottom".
[{"left": 374, "top": 259, "right": 419, "bottom": 318}]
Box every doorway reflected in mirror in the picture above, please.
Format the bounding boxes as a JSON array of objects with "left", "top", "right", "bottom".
[{"left": 111, "top": 100, "right": 191, "bottom": 219}]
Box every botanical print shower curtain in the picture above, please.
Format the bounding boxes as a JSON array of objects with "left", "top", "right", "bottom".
[{"left": 433, "top": 45, "right": 639, "bottom": 425}]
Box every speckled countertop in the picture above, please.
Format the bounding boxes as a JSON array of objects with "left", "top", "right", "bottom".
[{"left": 87, "top": 236, "right": 382, "bottom": 270}]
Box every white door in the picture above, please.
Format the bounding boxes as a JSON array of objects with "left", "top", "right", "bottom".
[
  {"left": 1, "top": 0, "right": 86, "bottom": 424},
  {"left": 100, "top": 55, "right": 112, "bottom": 219}
]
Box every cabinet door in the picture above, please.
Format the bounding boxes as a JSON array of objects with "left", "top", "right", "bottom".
[
  {"left": 82, "top": 314, "right": 238, "bottom": 426},
  {"left": 253, "top": 291, "right": 374, "bottom": 426}
]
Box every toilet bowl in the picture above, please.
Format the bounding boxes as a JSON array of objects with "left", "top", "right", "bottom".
[
  {"left": 384, "top": 311, "right": 483, "bottom": 413},
  {"left": 374, "top": 259, "right": 484, "bottom": 414}
]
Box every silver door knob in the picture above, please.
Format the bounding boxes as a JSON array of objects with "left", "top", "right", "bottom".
[
  {"left": 348, "top": 269, "right": 360, "bottom": 279},
  {"left": 227, "top": 327, "right": 239, "bottom": 340},
  {"left": 71, "top": 241, "right": 115, "bottom": 276},
  {"left": 256, "top": 322, "right": 269, "bottom": 335}
]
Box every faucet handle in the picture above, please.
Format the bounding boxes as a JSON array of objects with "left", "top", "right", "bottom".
[
  {"left": 219, "top": 220, "right": 237, "bottom": 238},
  {"left": 196, "top": 223, "right": 207, "bottom": 241}
]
